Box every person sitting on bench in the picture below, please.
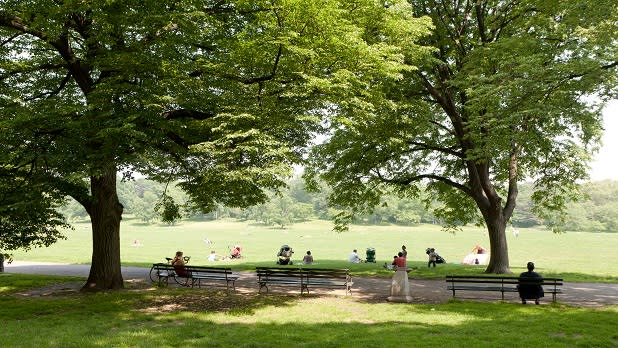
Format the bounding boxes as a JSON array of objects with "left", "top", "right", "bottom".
[
  {"left": 518, "top": 261, "right": 544, "bottom": 304},
  {"left": 172, "top": 251, "right": 191, "bottom": 286}
]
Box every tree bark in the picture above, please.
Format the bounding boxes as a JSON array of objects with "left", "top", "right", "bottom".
[
  {"left": 82, "top": 164, "right": 124, "bottom": 291},
  {"left": 484, "top": 212, "right": 511, "bottom": 274},
  {"left": 470, "top": 163, "right": 513, "bottom": 274}
]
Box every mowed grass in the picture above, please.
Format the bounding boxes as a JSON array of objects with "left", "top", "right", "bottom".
[
  {"left": 10, "top": 218, "right": 618, "bottom": 281},
  {"left": 4, "top": 219, "right": 618, "bottom": 348},
  {"left": 1, "top": 274, "right": 617, "bottom": 348}
]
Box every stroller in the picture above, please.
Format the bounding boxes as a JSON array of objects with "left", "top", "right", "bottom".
[
  {"left": 365, "top": 248, "right": 376, "bottom": 263},
  {"left": 276, "top": 244, "right": 294, "bottom": 265}
]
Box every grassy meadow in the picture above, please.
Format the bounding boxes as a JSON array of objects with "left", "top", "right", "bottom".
[{"left": 9, "top": 217, "right": 618, "bottom": 280}]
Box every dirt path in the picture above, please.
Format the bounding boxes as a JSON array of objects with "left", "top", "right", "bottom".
[{"left": 5, "top": 261, "right": 618, "bottom": 307}]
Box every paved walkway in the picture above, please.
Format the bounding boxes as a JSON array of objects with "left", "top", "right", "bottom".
[{"left": 5, "top": 261, "right": 618, "bottom": 307}]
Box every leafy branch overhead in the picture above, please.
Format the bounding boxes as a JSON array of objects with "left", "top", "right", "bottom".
[
  {"left": 0, "top": 0, "right": 427, "bottom": 287},
  {"left": 307, "top": 0, "right": 618, "bottom": 273}
]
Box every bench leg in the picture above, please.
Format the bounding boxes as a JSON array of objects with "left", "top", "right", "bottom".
[
  {"left": 226, "top": 280, "right": 236, "bottom": 294},
  {"left": 258, "top": 283, "right": 268, "bottom": 294}
]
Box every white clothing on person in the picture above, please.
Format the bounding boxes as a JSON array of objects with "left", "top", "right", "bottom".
[{"left": 348, "top": 251, "right": 362, "bottom": 263}]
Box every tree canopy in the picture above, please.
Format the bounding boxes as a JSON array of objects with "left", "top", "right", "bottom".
[
  {"left": 306, "top": 0, "right": 618, "bottom": 273},
  {"left": 0, "top": 0, "right": 430, "bottom": 288}
]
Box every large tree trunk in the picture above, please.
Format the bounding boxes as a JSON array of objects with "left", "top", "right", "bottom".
[
  {"left": 82, "top": 165, "right": 124, "bottom": 291},
  {"left": 484, "top": 213, "right": 511, "bottom": 274},
  {"left": 471, "top": 165, "right": 513, "bottom": 274}
]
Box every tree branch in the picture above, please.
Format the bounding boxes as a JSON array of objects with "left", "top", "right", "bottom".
[
  {"left": 24, "top": 71, "right": 72, "bottom": 101},
  {"left": 404, "top": 140, "right": 464, "bottom": 158},
  {"left": 0, "top": 31, "right": 20, "bottom": 47},
  {"left": 1, "top": 11, "right": 94, "bottom": 94},
  {"left": 380, "top": 172, "right": 472, "bottom": 196},
  {"left": 162, "top": 109, "right": 215, "bottom": 120},
  {"left": 503, "top": 143, "right": 521, "bottom": 219}
]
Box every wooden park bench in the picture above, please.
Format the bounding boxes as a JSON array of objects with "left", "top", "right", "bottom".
[
  {"left": 256, "top": 267, "right": 353, "bottom": 295},
  {"left": 150, "top": 263, "right": 239, "bottom": 292},
  {"left": 445, "top": 275, "right": 563, "bottom": 302},
  {"left": 303, "top": 268, "right": 353, "bottom": 295}
]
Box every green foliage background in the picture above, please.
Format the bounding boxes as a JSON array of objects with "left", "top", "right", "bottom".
[{"left": 57, "top": 178, "right": 618, "bottom": 232}]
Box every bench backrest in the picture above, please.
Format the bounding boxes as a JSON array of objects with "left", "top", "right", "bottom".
[
  {"left": 256, "top": 267, "right": 306, "bottom": 281},
  {"left": 256, "top": 267, "right": 350, "bottom": 281},
  {"left": 152, "top": 263, "right": 233, "bottom": 276},
  {"left": 446, "top": 275, "right": 562, "bottom": 285},
  {"left": 301, "top": 268, "right": 350, "bottom": 280},
  {"left": 184, "top": 265, "right": 233, "bottom": 274},
  {"left": 153, "top": 263, "right": 174, "bottom": 270}
]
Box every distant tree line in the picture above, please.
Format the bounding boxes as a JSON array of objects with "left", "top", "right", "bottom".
[{"left": 58, "top": 178, "right": 618, "bottom": 232}]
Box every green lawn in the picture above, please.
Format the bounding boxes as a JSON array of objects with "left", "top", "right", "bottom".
[
  {"left": 1, "top": 274, "right": 617, "bottom": 348},
  {"left": 4, "top": 220, "right": 618, "bottom": 347},
  {"left": 10, "top": 218, "right": 618, "bottom": 281}
]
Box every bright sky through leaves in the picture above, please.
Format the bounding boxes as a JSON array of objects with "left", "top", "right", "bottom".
[{"left": 590, "top": 99, "right": 618, "bottom": 180}]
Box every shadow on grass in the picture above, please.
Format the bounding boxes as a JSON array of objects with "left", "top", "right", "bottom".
[
  {"left": 137, "top": 289, "right": 300, "bottom": 316},
  {"left": 3, "top": 290, "right": 617, "bottom": 347},
  {"left": 0, "top": 273, "right": 85, "bottom": 295}
]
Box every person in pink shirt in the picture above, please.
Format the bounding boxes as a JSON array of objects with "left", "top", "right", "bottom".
[{"left": 395, "top": 252, "right": 406, "bottom": 268}]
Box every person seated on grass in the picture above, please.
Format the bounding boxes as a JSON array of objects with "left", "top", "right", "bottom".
[
  {"left": 348, "top": 249, "right": 362, "bottom": 263},
  {"left": 230, "top": 245, "right": 242, "bottom": 259},
  {"left": 518, "top": 261, "right": 544, "bottom": 305},
  {"left": 277, "top": 245, "right": 294, "bottom": 265},
  {"left": 303, "top": 250, "right": 314, "bottom": 265},
  {"left": 172, "top": 251, "right": 191, "bottom": 286}
]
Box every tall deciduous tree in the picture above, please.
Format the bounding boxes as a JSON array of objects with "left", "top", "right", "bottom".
[
  {"left": 0, "top": 0, "right": 428, "bottom": 289},
  {"left": 307, "top": 0, "right": 618, "bottom": 273}
]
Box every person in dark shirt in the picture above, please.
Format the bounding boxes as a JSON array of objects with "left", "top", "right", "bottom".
[{"left": 518, "top": 261, "right": 544, "bottom": 304}]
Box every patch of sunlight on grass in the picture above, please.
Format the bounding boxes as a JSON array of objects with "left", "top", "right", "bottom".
[{"left": 199, "top": 298, "right": 478, "bottom": 326}]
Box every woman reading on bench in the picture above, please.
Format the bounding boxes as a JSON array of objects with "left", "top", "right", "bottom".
[{"left": 172, "top": 251, "right": 191, "bottom": 286}]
